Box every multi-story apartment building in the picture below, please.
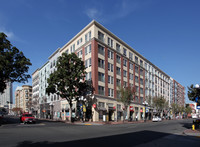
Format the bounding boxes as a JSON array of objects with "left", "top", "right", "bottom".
[
  {"left": 172, "top": 79, "right": 185, "bottom": 106},
  {"left": 15, "top": 85, "right": 32, "bottom": 112},
  {"left": 0, "top": 81, "right": 13, "bottom": 109},
  {"left": 32, "top": 69, "right": 40, "bottom": 117},
  {"left": 33, "top": 20, "right": 185, "bottom": 122},
  {"left": 38, "top": 61, "right": 50, "bottom": 118},
  {"left": 48, "top": 48, "right": 61, "bottom": 120}
]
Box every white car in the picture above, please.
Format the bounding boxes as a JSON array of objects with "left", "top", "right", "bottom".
[
  {"left": 192, "top": 114, "right": 198, "bottom": 119},
  {"left": 152, "top": 116, "right": 162, "bottom": 122}
]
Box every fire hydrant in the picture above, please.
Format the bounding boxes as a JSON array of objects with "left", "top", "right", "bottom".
[{"left": 192, "top": 124, "right": 195, "bottom": 131}]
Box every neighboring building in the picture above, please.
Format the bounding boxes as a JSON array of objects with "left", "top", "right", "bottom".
[
  {"left": 172, "top": 79, "right": 185, "bottom": 107},
  {"left": 33, "top": 20, "right": 185, "bottom": 122},
  {"left": 48, "top": 48, "right": 61, "bottom": 120},
  {"left": 32, "top": 69, "right": 40, "bottom": 117},
  {"left": 0, "top": 81, "right": 13, "bottom": 108},
  {"left": 38, "top": 61, "right": 50, "bottom": 118},
  {"left": 15, "top": 85, "right": 32, "bottom": 112}
]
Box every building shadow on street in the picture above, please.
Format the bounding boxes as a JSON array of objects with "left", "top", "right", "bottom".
[{"left": 15, "top": 130, "right": 191, "bottom": 147}]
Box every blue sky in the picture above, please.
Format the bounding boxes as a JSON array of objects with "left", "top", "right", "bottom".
[{"left": 0, "top": 0, "right": 199, "bottom": 104}]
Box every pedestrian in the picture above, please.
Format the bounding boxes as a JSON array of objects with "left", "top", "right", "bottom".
[{"left": 136, "top": 115, "right": 138, "bottom": 121}]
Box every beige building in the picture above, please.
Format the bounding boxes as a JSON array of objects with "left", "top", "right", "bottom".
[
  {"left": 15, "top": 85, "right": 32, "bottom": 113},
  {"left": 35, "top": 20, "right": 185, "bottom": 122}
]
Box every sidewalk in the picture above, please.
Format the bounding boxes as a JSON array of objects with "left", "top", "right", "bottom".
[{"left": 183, "top": 129, "right": 200, "bottom": 137}]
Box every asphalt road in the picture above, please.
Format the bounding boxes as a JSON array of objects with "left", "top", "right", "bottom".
[{"left": 0, "top": 116, "right": 199, "bottom": 147}]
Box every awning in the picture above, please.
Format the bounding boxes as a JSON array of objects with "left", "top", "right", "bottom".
[{"left": 98, "top": 107, "right": 107, "bottom": 111}]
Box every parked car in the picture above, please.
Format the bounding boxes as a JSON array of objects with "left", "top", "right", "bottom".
[
  {"left": 20, "top": 113, "right": 36, "bottom": 124},
  {"left": 0, "top": 112, "right": 4, "bottom": 124},
  {"left": 152, "top": 116, "right": 162, "bottom": 122},
  {"left": 192, "top": 114, "right": 198, "bottom": 119}
]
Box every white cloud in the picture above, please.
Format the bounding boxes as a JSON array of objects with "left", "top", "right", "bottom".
[
  {"left": 0, "top": 27, "right": 15, "bottom": 40},
  {"left": 84, "top": 0, "right": 151, "bottom": 23}
]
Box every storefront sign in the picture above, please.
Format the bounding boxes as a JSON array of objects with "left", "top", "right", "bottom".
[
  {"left": 130, "top": 106, "right": 134, "bottom": 112},
  {"left": 93, "top": 104, "right": 96, "bottom": 108}
]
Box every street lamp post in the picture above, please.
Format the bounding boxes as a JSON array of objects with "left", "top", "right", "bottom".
[{"left": 143, "top": 101, "right": 148, "bottom": 122}]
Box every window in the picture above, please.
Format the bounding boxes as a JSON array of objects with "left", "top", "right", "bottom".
[
  {"left": 108, "top": 49, "right": 113, "bottom": 59},
  {"left": 140, "top": 88, "right": 143, "bottom": 94},
  {"left": 129, "top": 73, "right": 133, "bottom": 80},
  {"left": 116, "top": 54, "right": 121, "bottom": 64},
  {"left": 85, "top": 31, "right": 91, "bottom": 42},
  {"left": 108, "top": 75, "right": 114, "bottom": 84},
  {"left": 108, "top": 63, "right": 113, "bottom": 72},
  {"left": 117, "top": 79, "right": 121, "bottom": 86},
  {"left": 140, "top": 97, "right": 143, "bottom": 104},
  {"left": 135, "top": 76, "right": 138, "bottom": 83},
  {"left": 129, "top": 52, "right": 133, "bottom": 60},
  {"left": 85, "top": 44, "right": 91, "bottom": 55},
  {"left": 123, "top": 48, "right": 127, "bottom": 56},
  {"left": 123, "top": 81, "right": 127, "bottom": 87},
  {"left": 77, "top": 40, "right": 79, "bottom": 45},
  {"left": 88, "top": 31, "right": 91, "bottom": 40},
  {"left": 140, "top": 78, "right": 143, "bottom": 85},
  {"left": 98, "top": 72, "right": 105, "bottom": 82},
  {"left": 107, "top": 37, "right": 113, "bottom": 48},
  {"left": 70, "top": 44, "right": 75, "bottom": 53},
  {"left": 78, "top": 50, "right": 82, "bottom": 58},
  {"left": 108, "top": 88, "right": 114, "bottom": 97},
  {"left": 98, "top": 86, "right": 105, "bottom": 95},
  {"left": 66, "top": 49, "right": 69, "bottom": 54},
  {"left": 98, "top": 58, "right": 105, "bottom": 69},
  {"left": 116, "top": 67, "right": 121, "bottom": 75},
  {"left": 135, "top": 96, "right": 139, "bottom": 103},
  {"left": 98, "top": 31, "right": 104, "bottom": 42},
  {"left": 136, "top": 86, "right": 139, "bottom": 93},
  {"left": 135, "top": 66, "right": 138, "bottom": 73},
  {"left": 140, "top": 69, "right": 143, "bottom": 75},
  {"left": 98, "top": 44, "right": 105, "bottom": 55},
  {"left": 85, "top": 72, "right": 91, "bottom": 80},
  {"left": 129, "top": 63, "right": 133, "bottom": 70},
  {"left": 135, "top": 56, "right": 138, "bottom": 64},
  {"left": 140, "top": 60, "right": 143, "bottom": 67},
  {"left": 123, "top": 59, "right": 127, "bottom": 67},
  {"left": 116, "top": 43, "right": 120, "bottom": 52},
  {"left": 123, "top": 70, "right": 127, "bottom": 77}
]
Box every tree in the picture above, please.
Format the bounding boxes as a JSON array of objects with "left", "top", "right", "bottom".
[
  {"left": 117, "top": 86, "right": 135, "bottom": 121},
  {"left": 12, "top": 107, "right": 22, "bottom": 115},
  {"left": 188, "top": 84, "right": 200, "bottom": 104},
  {"left": 153, "top": 96, "right": 168, "bottom": 116},
  {"left": 185, "top": 106, "right": 192, "bottom": 118},
  {"left": 46, "top": 53, "right": 90, "bottom": 122},
  {"left": 0, "top": 32, "right": 32, "bottom": 93}
]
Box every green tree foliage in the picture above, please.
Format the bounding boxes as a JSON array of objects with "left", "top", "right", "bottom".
[
  {"left": 153, "top": 96, "right": 168, "bottom": 115},
  {"left": 117, "top": 86, "right": 135, "bottom": 121},
  {"left": 188, "top": 84, "right": 200, "bottom": 103},
  {"left": 46, "top": 53, "right": 91, "bottom": 122},
  {"left": 0, "top": 32, "right": 32, "bottom": 93},
  {"left": 185, "top": 106, "right": 192, "bottom": 115}
]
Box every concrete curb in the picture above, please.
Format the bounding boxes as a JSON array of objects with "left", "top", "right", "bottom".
[{"left": 183, "top": 129, "right": 200, "bottom": 137}]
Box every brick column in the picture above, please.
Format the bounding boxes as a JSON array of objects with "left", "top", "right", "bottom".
[
  {"left": 133, "top": 63, "right": 135, "bottom": 101},
  {"left": 82, "top": 47, "right": 85, "bottom": 62},
  {"left": 105, "top": 47, "right": 108, "bottom": 96},
  {"left": 127, "top": 60, "right": 130, "bottom": 87},
  {"left": 91, "top": 39, "right": 98, "bottom": 94},
  {"left": 114, "top": 52, "right": 117, "bottom": 98},
  {"left": 143, "top": 69, "right": 145, "bottom": 101},
  {"left": 138, "top": 66, "right": 140, "bottom": 103},
  {"left": 121, "top": 56, "right": 123, "bottom": 88}
]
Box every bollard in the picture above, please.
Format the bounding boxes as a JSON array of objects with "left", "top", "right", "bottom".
[{"left": 192, "top": 124, "right": 195, "bottom": 131}]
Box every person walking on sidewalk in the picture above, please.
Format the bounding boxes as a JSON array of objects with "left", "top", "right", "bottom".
[{"left": 136, "top": 115, "right": 138, "bottom": 121}]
